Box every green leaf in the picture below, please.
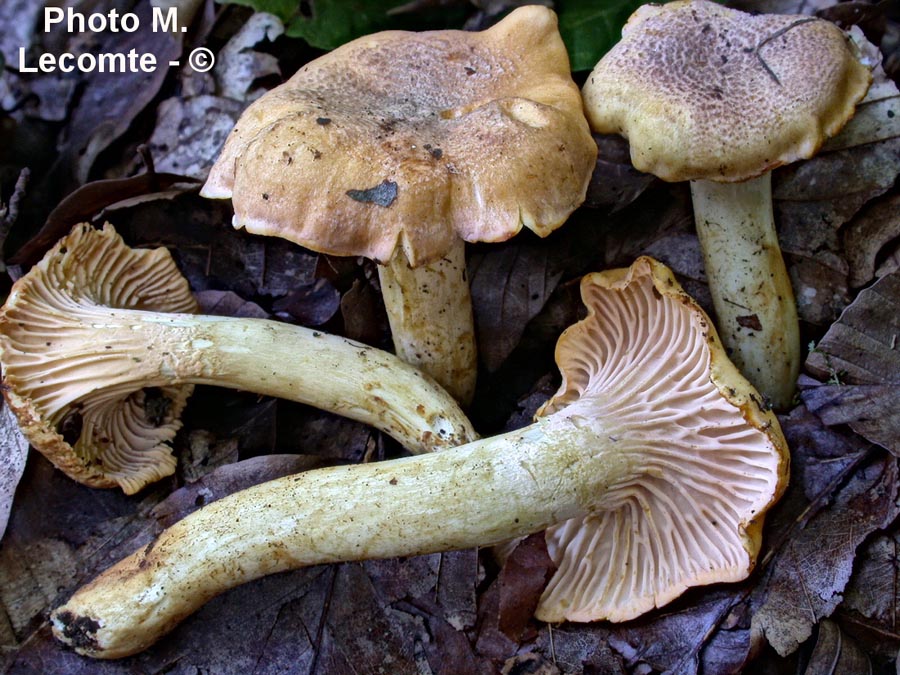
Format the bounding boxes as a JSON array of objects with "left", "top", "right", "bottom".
[
  {"left": 286, "top": 0, "right": 406, "bottom": 47},
  {"left": 223, "top": 0, "right": 301, "bottom": 24},
  {"left": 555, "top": 0, "right": 647, "bottom": 71},
  {"left": 220, "top": 0, "right": 466, "bottom": 51}
]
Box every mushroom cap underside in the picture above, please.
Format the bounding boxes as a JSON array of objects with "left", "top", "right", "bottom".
[
  {"left": 534, "top": 257, "right": 789, "bottom": 622},
  {"left": 202, "top": 5, "right": 596, "bottom": 267},
  {"left": 0, "top": 224, "right": 198, "bottom": 494},
  {"left": 581, "top": 0, "right": 872, "bottom": 182}
]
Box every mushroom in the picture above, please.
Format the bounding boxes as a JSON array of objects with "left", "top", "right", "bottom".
[
  {"left": 200, "top": 5, "right": 597, "bottom": 405},
  {"left": 51, "top": 256, "right": 788, "bottom": 658},
  {"left": 0, "top": 223, "right": 477, "bottom": 494},
  {"left": 580, "top": 0, "right": 872, "bottom": 410}
]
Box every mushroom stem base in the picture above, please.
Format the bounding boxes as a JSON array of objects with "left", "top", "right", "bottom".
[
  {"left": 51, "top": 416, "right": 616, "bottom": 658},
  {"left": 690, "top": 174, "right": 800, "bottom": 410},
  {"left": 378, "top": 237, "right": 477, "bottom": 405}
]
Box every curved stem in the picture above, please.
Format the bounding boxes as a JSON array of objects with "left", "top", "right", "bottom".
[
  {"left": 43, "top": 308, "right": 477, "bottom": 453},
  {"left": 690, "top": 174, "right": 800, "bottom": 410},
  {"left": 378, "top": 237, "right": 477, "bottom": 405},
  {"left": 52, "top": 416, "right": 620, "bottom": 658}
]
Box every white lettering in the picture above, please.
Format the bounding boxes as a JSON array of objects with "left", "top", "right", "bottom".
[
  {"left": 18, "top": 47, "right": 37, "bottom": 73},
  {"left": 18, "top": 48, "right": 157, "bottom": 74},
  {"left": 44, "top": 8, "right": 64, "bottom": 32},
  {"left": 120, "top": 13, "right": 139, "bottom": 32},
  {"left": 42, "top": 8, "right": 141, "bottom": 33},
  {"left": 152, "top": 7, "right": 179, "bottom": 33}
]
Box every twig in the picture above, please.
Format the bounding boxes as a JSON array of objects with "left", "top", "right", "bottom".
[{"left": 755, "top": 18, "right": 819, "bottom": 85}]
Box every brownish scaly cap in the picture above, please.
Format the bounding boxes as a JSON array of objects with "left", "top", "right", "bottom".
[
  {"left": 202, "top": 5, "right": 596, "bottom": 266},
  {"left": 533, "top": 257, "right": 789, "bottom": 622},
  {"left": 581, "top": 0, "right": 872, "bottom": 182},
  {"left": 0, "top": 224, "right": 198, "bottom": 494}
]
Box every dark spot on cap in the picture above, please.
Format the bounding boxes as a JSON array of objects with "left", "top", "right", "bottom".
[
  {"left": 316, "top": 117, "right": 331, "bottom": 125},
  {"left": 346, "top": 180, "right": 398, "bottom": 208}
]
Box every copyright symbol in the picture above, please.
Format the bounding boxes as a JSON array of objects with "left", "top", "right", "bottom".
[{"left": 188, "top": 47, "right": 214, "bottom": 73}]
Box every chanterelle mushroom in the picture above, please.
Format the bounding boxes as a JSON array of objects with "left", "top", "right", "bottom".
[
  {"left": 201, "top": 5, "right": 597, "bottom": 404},
  {"left": 581, "top": 0, "right": 872, "bottom": 409},
  {"left": 51, "top": 257, "right": 788, "bottom": 658},
  {"left": 0, "top": 223, "right": 476, "bottom": 494}
]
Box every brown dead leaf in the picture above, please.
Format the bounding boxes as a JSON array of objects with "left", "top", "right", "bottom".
[
  {"left": 196, "top": 289, "right": 270, "bottom": 318},
  {"left": 146, "top": 94, "right": 246, "bottom": 180},
  {"left": 607, "top": 591, "right": 751, "bottom": 675},
  {"left": 838, "top": 529, "right": 900, "bottom": 662},
  {"left": 773, "top": 71, "right": 900, "bottom": 325},
  {"left": 501, "top": 652, "right": 560, "bottom": 674},
  {"left": 751, "top": 444, "right": 899, "bottom": 657},
  {"left": 272, "top": 278, "right": 341, "bottom": 326},
  {"left": 803, "top": 270, "right": 900, "bottom": 454},
  {"left": 789, "top": 250, "right": 852, "bottom": 327},
  {"left": 62, "top": 2, "right": 181, "bottom": 184},
  {"left": 802, "top": 383, "right": 900, "bottom": 457},
  {"left": 179, "top": 431, "right": 240, "bottom": 483},
  {"left": 497, "top": 534, "right": 555, "bottom": 641},
  {"left": 112, "top": 202, "right": 321, "bottom": 302},
  {"left": 7, "top": 173, "right": 200, "bottom": 267},
  {"left": 525, "top": 623, "right": 628, "bottom": 674},
  {"left": 340, "top": 276, "right": 389, "bottom": 346},
  {"left": 802, "top": 619, "right": 873, "bottom": 675},
  {"left": 469, "top": 233, "right": 568, "bottom": 373},
  {"left": 775, "top": 137, "right": 900, "bottom": 255},
  {"left": 843, "top": 193, "right": 900, "bottom": 289},
  {"left": 584, "top": 134, "right": 656, "bottom": 212}
]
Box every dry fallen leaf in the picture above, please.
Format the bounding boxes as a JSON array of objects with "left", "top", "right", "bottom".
[
  {"left": 774, "top": 65, "right": 900, "bottom": 326},
  {"left": 838, "top": 529, "right": 900, "bottom": 664},
  {"left": 802, "top": 618, "right": 873, "bottom": 675},
  {"left": 146, "top": 94, "right": 247, "bottom": 180},
  {"left": 0, "top": 400, "right": 27, "bottom": 541},
  {"left": 584, "top": 134, "right": 655, "bottom": 211},
  {"left": 196, "top": 288, "right": 271, "bottom": 318},
  {"left": 469, "top": 234, "right": 568, "bottom": 373},
  {"left": 803, "top": 270, "right": 900, "bottom": 454},
  {"left": 750, "top": 436, "right": 899, "bottom": 657},
  {"left": 843, "top": 194, "right": 900, "bottom": 289},
  {"left": 272, "top": 278, "right": 342, "bottom": 326},
  {"left": 3, "top": 0, "right": 900, "bottom": 672},
  {"left": 214, "top": 11, "right": 284, "bottom": 101}
]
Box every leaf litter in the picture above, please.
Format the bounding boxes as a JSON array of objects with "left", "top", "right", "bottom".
[{"left": 2, "top": 0, "right": 900, "bottom": 673}]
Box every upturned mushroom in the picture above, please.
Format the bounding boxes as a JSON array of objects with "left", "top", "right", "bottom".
[
  {"left": 0, "top": 223, "right": 476, "bottom": 494},
  {"left": 581, "top": 0, "right": 872, "bottom": 410},
  {"left": 51, "top": 256, "right": 788, "bottom": 658},
  {"left": 201, "top": 5, "right": 597, "bottom": 404}
]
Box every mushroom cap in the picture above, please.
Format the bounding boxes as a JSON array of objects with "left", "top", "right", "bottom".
[
  {"left": 534, "top": 257, "right": 789, "bottom": 622},
  {"left": 0, "top": 224, "right": 198, "bottom": 494},
  {"left": 581, "top": 0, "right": 872, "bottom": 183},
  {"left": 202, "top": 5, "right": 596, "bottom": 266}
]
